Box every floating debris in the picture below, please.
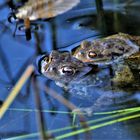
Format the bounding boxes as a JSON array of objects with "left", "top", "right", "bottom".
[{"left": 16, "top": 0, "right": 80, "bottom": 20}]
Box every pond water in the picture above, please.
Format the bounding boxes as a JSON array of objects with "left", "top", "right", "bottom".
[{"left": 0, "top": 0, "right": 140, "bottom": 140}]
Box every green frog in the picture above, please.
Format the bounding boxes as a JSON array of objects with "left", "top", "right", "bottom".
[{"left": 72, "top": 33, "right": 140, "bottom": 86}]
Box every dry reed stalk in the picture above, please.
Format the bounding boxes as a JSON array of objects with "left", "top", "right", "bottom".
[{"left": 0, "top": 65, "right": 34, "bottom": 119}]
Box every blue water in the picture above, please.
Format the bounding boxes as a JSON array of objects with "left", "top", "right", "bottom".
[{"left": 0, "top": 0, "right": 140, "bottom": 140}]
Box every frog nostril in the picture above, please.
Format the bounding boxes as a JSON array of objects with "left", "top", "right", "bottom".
[
  {"left": 79, "top": 51, "right": 84, "bottom": 56},
  {"left": 48, "top": 67, "right": 56, "bottom": 72}
]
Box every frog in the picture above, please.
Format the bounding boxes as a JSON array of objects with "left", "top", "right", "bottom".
[
  {"left": 40, "top": 50, "right": 95, "bottom": 89},
  {"left": 72, "top": 33, "right": 140, "bottom": 86},
  {"left": 40, "top": 50, "right": 130, "bottom": 116},
  {"left": 72, "top": 33, "right": 140, "bottom": 65}
]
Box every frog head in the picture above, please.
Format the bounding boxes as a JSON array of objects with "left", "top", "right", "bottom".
[
  {"left": 40, "top": 50, "right": 93, "bottom": 86},
  {"left": 72, "top": 40, "right": 110, "bottom": 65}
]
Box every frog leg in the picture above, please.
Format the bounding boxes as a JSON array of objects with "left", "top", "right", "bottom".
[
  {"left": 125, "top": 52, "right": 140, "bottom": 70},
  {"left": 128, "top": 35, "right": 140, "bottom": 47},
  {"left": 111, "top": 62, "right": 134, "bottom": 86},
  {"left": 55, "top": 81, "right": 69, "bottom": 90},
  {"left": 72, "top": 91, "right": 120, "bottom": 117}
]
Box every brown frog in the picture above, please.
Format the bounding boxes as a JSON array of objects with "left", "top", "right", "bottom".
[
  {"left": 72, "top": 33, "right": 140, "bottom": 64},
  {"left": 72, "top": 33, "right": 140, "bottom": 86},
  {"left": 40, "top": 50, "right": 129, "bottom": 116},
  {"left": 40, "top": 33, "right": 140, "bottom": 116},
  {"left": 40, "top": 50, "right": 95, "bottom": 88}
]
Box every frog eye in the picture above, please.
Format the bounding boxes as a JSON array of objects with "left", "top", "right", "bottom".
[
  {"left": 60, "top": 66, "right": 75, "bottom": 76},
  {"left": 88, "top": 51, "right": 97, "bottom": 58}
]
